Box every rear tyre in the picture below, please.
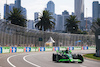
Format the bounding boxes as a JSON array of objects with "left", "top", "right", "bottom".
[{"left": 52, "top": 53, "right": 56, "bottom": 61}]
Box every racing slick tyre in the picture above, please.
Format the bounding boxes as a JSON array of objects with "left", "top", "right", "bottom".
[
  {"left": 52, "top": 53, "right": 56, "bottom": 61},
  {"left": 77, "top": 54, "right": 84, "bottom": 63},
  {"left": 55, "top": 54, "right": 60, "bottom": 62}
]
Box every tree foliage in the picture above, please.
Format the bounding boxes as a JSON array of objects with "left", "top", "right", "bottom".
[
  {"left": 7, "top": 8, "right": 27, "bottom": 27},
  {"left": 35, "top": 10, "right": 55, "bottom": 31},
  {"left": 65, "top": 15, "right": 80, "bottom": 33}
]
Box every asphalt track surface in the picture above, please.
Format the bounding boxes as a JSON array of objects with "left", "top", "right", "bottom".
[{"left": 0, "top": 50, "right": 100, "bottom": 67}]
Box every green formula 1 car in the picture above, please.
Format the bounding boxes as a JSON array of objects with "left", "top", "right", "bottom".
[{"left": 52, "top": 50, "right": 84, "bottom": 63}]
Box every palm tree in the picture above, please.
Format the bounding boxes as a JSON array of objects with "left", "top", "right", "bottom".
[
  {"left": 65, "top": 15, "right": 80, "bottom": 33},
  {"left": 35, "top": 10, "right": 55, "bottom": 31},
  {"left": 7, "top": 8, "right": 27, "bottom": 27}
]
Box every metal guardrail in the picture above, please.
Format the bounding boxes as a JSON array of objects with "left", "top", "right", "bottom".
[{"left": 0, "top": 21, "right": 95, "bottom": 47}]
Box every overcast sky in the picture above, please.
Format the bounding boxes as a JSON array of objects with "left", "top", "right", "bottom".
[{"left": 0, "top": 0, "right": 100, "bottom": 20}]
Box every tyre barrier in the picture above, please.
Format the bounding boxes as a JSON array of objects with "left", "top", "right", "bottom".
[{"left": 0, "top": 46, "right": 96, "bottom": 54}]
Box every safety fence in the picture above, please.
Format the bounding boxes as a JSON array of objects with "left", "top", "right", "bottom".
[
  {"left": 0, "top": 21, "right": 95, "bottom": 47},
  {"left": 0, "top": 46, "right": 96, "bottom": 54}
]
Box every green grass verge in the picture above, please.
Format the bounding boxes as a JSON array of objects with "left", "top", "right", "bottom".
[{"left": 83, "top": 54, "right": 100, "bottom": 60}]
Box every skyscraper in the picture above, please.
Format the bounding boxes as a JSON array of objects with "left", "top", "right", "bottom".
[
  {"left": 62, "top": 10, "right": 69, "bottom": 16},
  {"left": 55, "top": 15, "right": 63, "bottom": 31},
  {"left": 75, "top": 0, "right": 84, "bottom": 21},
  {"left": 45, "top": 1, "right": 56, "bottom": 31},
  {"left": 46, "top": 1, "right": 55, "bottom": 16},
  {"left": 93, "top": 1, "right": 100, "bottom": 21},
  {"left": 15, "top": 0, "right": 21, "bottom": 8},
  {"left": 9, "top": 4, "right": 15, "bottom": 12},
  {"left": 34, "top": 12, "right": 39, "bottom": 29},
  {"left": 21, "top": 7, "right": 27, "bottom": 19},
  {"left": 34, "top": 12, "right": 39, "bottom": 23},
  {"left": 15, "top": 0, "right": 27, "bottom": 19},
  {"left": 4, "top": 4, "right": 9, "bottom": 19},
  {"left": 27, "top": 20, "right": 34, "bottom": 29}
]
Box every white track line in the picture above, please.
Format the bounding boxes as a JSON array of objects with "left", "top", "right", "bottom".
[
  {"left": 7, "top": 54, "right": 25, "bottom": 67},
  {"left": 23, "top": 54, "right": 41, "bottom": 67},
  {"left": 7, "top": 55, "right": 17, "bottom": 67}
]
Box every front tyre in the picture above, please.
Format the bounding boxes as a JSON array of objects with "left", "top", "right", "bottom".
[{"left": 78, "top": 54, "right": 84, "bottom": 63}]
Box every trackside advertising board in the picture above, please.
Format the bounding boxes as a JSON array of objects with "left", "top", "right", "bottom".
[
  {"left": 31, "top": 47, "right": 39, "bottom": 52},
  {"left": 88, "top": 46, "right": 96, "bottom": 50},
  {"left": 82, "top": 46, "right": 88, "bottom": 50},
  {"left": 39, "top": 47, "right": 45, "bottom": 51},
  {"left": 25, "top": 47, "right": 31, "bottom": 52},
  {"left": 45, "top": 47, "right": 53, "bottom": 51},
  {"left": 53, "top": 47, "right": 60, "bottom": 51},
  {"left": 0, "top": 47, "right": 2, "bottom": 53},
  {"left": 69, "top": 47, "right": 74, "bottom": 50},
  {"left": 60, "top": 47, "right": 67, "bottom": 50},
  {"left": 74, "top": 46, "right": 81, "bottom": 50},
  {"left": 2, "top": 47, "right": 10, "bottom": 53},
  {"left": 17, "top": 47, "right": 24, "bottom": 52},
  {"left": 11, "top": 47, "right": 17, "bottom": 53}
]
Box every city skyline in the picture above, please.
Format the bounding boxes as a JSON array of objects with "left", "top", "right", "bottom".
[{"left": 0, "top": 0, "right": 100, "bottom": 20}]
